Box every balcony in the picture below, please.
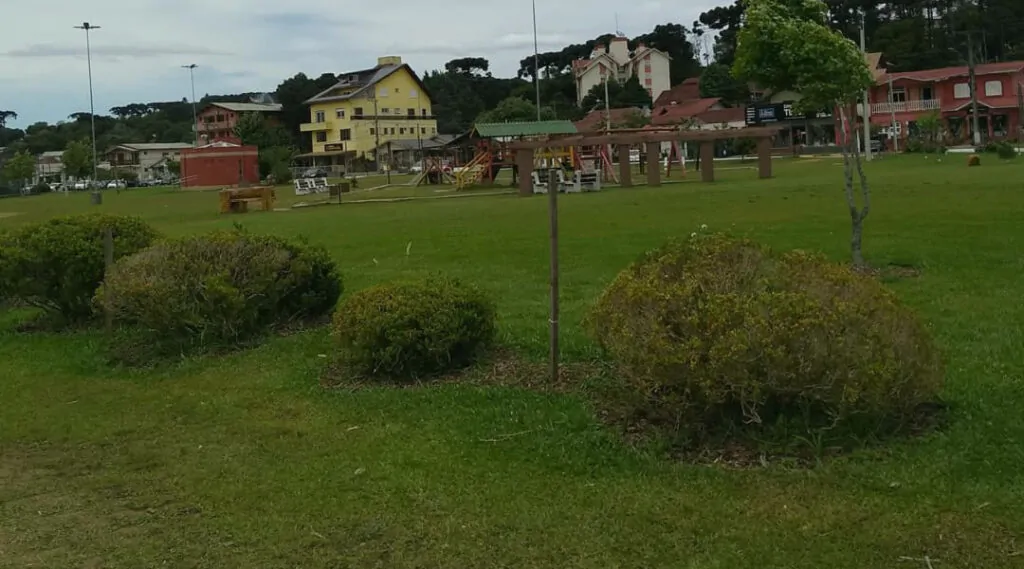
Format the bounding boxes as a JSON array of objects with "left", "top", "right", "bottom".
[
  {"left": 351, "top": 115, "right": 436, "bottom": 121},
  {"left": 871, "top": 99, "right": 941, "bottom": 115},
  {"left": 300, "top": 121, "right": 334, "bottom": 132}
]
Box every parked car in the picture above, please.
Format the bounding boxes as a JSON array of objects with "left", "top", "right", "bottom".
[
  {"left": 72, "top": 180, "right": 89, "bottom": 191},
  {"left": 107, "top": 180, "right": 126, "bottom": 189},
  {"left": 301, "top": 167, "right": 329, "bottom": 179}
]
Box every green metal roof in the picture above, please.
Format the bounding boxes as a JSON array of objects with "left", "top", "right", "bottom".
[{"left": 472, "top": 120, "right": 578, "bottom": 138}]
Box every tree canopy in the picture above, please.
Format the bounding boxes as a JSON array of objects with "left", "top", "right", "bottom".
[{"left": 475, "top": 97, "right": 555, "bottom": 124}]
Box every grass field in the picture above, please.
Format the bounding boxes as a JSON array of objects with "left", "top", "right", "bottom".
[{"left": 2, "top": 155, "right": 1023, "bottom": 568}]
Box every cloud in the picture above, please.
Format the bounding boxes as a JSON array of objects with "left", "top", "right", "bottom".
[{"left": 3, "top": 43, "right": 232, "bottom": 59}]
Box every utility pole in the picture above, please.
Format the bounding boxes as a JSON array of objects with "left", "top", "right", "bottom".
[
  {"left": 968, "top": 32, "right": 982, "bottom": 146},
  {"left": 860, "top": 9, "right": 873, "bottom": 160},
  {"left": 532, "top": 0, "right": 542, "bottom": 121},
  {"left": 74, "top": 22, "right": 101, "bottom": 184},
  {"left": 182, "top": 64, "right": 199, "bottom": 147}
]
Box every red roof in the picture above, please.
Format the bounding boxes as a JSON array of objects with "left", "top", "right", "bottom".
[
  {"left": 654, "top": 77, "right": 701, "bottom": 107},
  {"left": 651, "top": 97, "right": 721, "bottom": 126},
  {"left": 696, "top": 107, "right": 746, "bottom": 124},
  {"left": 881, "top": 61, "right": 1024, "bottom": 84},
  {"left": 575, "top": 107, "right": 646, "bottom": 131},
  {"left": 942, "top": 96, "right": 1020, "bottom": 112}
]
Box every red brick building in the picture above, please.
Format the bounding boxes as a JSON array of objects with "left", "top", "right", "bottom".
[
  {"left": 180, "top": 143, "right": 259, "bottom": 188},
  {"left": 196, "top": 102, "right": 282, "bottom": 144}
]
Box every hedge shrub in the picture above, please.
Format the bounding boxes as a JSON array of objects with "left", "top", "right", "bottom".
[
  {"left": 0, "top": 214, "right": 157, "bottom": 323},
  {"left": 332, "top": 276, "right": 496, "bottom": 380},
  {"left": 95, "top": 231, "right": 341, "bottom": 360},
  {"left": 586, "top": 235, "right": 943, "bottom": 446}
]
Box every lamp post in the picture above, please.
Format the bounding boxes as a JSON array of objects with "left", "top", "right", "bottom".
[
  {"left": 182, "top": 64, "right": 199, "bottom": 147},
  {"left": 532, "top": 0, "right": 542, "bottom": 121},
  {"left": 73, "top": 22, "right": 100, "bottom": 185}
]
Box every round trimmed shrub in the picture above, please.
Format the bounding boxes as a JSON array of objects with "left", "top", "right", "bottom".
[
  {"left": 586, "top": 235, "right": 943, "bottom": 444},
  {"left": 95, "top": 231, "right": 341, "bottom": 359},
  {"left": 332, "top": 276, "right": 496, "bottom": 380},
  {"left": 0, "top": 214, "right": 157, "bottom": 323}
]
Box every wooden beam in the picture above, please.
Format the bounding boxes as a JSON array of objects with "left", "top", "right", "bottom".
[{"left": 506, "top": 126, "right": 784, "bottom": 151}]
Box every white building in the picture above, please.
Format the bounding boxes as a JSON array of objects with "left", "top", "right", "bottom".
[
  {"left": 106, "top": 142, "right": 193, "bottom": 181},
  {"left": 572, "top": 36, "right": 672, "bottom": 106}
]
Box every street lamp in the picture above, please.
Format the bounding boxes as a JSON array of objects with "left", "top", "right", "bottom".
[
  {"left": 532, "top": 0, "right": 541, "bottom": 121},
  {"left": 73, "top": 22, "right": 100, "bottom": 184},
  {"left": 182, "top": 64, "right": 199, "bottom": 147}
]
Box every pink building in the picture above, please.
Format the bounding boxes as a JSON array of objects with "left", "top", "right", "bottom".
[
  {"left": 869, "top": 61, "right": 1024, "bottom": 144},
  {"left": 196, "top": 102, "right": 282, "bottom": 144}
]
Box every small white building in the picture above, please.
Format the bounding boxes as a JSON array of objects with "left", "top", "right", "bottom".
[
  {"left": 572, "top": 36, "right": 672, "bottom": 106},
  {"left": 106, "top": 142, "right": 193, "bottom": 181},
  {"left": 35, "top": 151, "right": 65, "bottom": 184}
]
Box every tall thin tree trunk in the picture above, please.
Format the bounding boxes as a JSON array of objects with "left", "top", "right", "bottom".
[{"left": 838, "top": 105, "right": 867, "bottom": 268}]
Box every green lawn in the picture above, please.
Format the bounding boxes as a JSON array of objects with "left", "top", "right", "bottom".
[{"left": 2, "top": 155, "right": 1023, "bottom": 568}]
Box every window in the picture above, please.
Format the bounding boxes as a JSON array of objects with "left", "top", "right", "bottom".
[
  {"left": 391, "top": 127, "right": 396, "bottom": 134},
  {"left": 922, "top": 86, "right": 934, "bottom": 100},
  {"left": 378, "top": 87, "right": 388, "bottom": 97},
  {"left": 890, "top": 86, "right": 906, "bottom": 103},
  {"left": 647, "top": 88, "right": 653, "bottom": 97},
  {"left": 644, "top": 54, "right": 651, "bottom": 61},
  {"left": 645, "top": 78, "right": 652, "bottom": 86},
  {"left": 354, "top": 107, "right": 364, "bottom": 117},
  {"left": 340, "top": 129, "right": 352, "bottom": 141},
  {"left": 215, "top": 114, "right": 225, "bottom": 122},
  {"left": 954, "top": 82, "right": 970, "bottom": 99},
  {"left": 381, "top": 108, "right": 390, "bottom": 114},
  {"left": 400, "top": 128, "right": 406, "bottom": 135},
  {"left": 985, "top": 80, "right": 1003, "bottom": 97},
  {"left": 645, "top": 64, "right": 652, "bottom": 73},
  {"left": 315, "top": 110, "right": 325, "bottom": 123},
  {"left": 395, "top": 87, "right": 400, "bottom": 93},
  {"left": 315, "top": 132, "right": 327, "bottom": 142},
  {"left": 335, "top": 108, "right": 346, "bottom": 119},
  {"left": 422, "top": 108, "right": 428, "bottom": 116},
  {"left": 407, "top": 108, "right": 415, "bottom": 117},
  {"left": 369, "top": 128, "right": 376, "bottom": 135},
  {"left": 421, "top": 127, "right": 427, "bottom": 134},
  {"left": 410, "top": 88, "right": 418, "bottom": 98}
]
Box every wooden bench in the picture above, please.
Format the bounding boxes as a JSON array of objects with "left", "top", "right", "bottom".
[
  {"left": 294, "top": 177, "right": 330, "bottom": 196},
  {"left": 219, "top": 186, "right": 275, "bottom": 214}
]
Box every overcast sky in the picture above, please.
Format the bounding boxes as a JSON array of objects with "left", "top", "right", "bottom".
[{"left": 0, "top": 0, "right": 722, "bottom": 128}]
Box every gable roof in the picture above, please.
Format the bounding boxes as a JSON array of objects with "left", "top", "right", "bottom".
[
  {"left": 471, "top": 121, "right": 578, "bottom": 138},
  {"left": 110, "top": 142, "right": 193, "bottom": 152},
  {"left": 651, "top": 97, "right": 722, "bottom": 126},
  {"left": 574, "top": 107, "right": 647, "bottom": 131},
  {"left": 654, "top": 77, "right": 702, "bottom": 107},
  {"left": 881, "top": 60, "right": 1024, "bottom": 84},
  {"left": 305, "top": 63, "right": 432, "bottom": 105},
  {"left": 205, "top": 102, "right": 282, "bottom": 113}
]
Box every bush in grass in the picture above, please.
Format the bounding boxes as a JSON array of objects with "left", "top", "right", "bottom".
[
  {"left": 0, "top": 214, "right": 157, "bottom": 323},
  {"left": 95, "top": 230, "right": 341, "bottom": 360},
  {"left": 586, "top": 234, "right": 944, "bottom": 447},
  {"left": 967, "top": 154, "right": 981, "bottom": 166},
  {"left": 332, "top": 276, "right": 496, "bottom": 380}
]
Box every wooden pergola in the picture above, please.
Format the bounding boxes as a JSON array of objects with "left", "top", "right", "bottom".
[{"left": 508, "top": 126, "right": 785, "bottom": 196}]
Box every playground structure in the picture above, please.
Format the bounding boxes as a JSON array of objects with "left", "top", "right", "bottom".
[
  {"left": 409, "top": 156, "right": 457, "bottom": 186},
  {"left": 453, "top": 121, "right": 579, "bottom": 190},
  {"left": 509, "top": 125, "right": 785, "bottom": 197}
]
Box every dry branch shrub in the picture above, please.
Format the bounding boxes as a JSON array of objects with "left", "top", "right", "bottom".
[
  {"left": 332, "top": 276, "right": 496, "bottom": 380},
  {"left": 586, "top": 234, "right": 944, "bottom": 447}
]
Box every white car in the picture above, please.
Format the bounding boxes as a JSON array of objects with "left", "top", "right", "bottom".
[
  {"left": 107, "top": 180, "right": 126, "bottom": 189},
  {"left": 72, "top": 180, "right": 88, "bottom": 191}
]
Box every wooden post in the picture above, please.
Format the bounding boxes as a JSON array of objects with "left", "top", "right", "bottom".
[
  {"left": 547, "top": 169, "right": 559, "bottom": 385},
  {"left": 757, "top": 137, "right": 773, "bottom": 179},
  {"left": 617, "top": 144, "right": 632, "bottom": 187},
  {"left": 700, "top": 142, "right": 716, "bottom": 183},
  {"left": 645, "top": 142, "right": 661, "bottom": 186},
  {"left": 517, "top": 149, "right": 535, "bottom": 196}
]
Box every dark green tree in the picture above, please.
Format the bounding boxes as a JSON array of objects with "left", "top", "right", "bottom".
[{"left": 699, "top": 63, "right": 750, "bottom": 105}]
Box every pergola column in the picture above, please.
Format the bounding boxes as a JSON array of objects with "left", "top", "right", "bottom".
[
  {"left": 517, "top": 149, "right": 535, "bottom": 196},
  {"left": 700, "top": 142, "right": 715, "bottom": 182},
  {"left": 645, "top": 142, "right": 661, "bottom": 186},
  {"left": 617, "top": 144, "right": 632, "bottom": 187},
  {"left": 758, "top": 138, "right": 773, "bottom": 179}
]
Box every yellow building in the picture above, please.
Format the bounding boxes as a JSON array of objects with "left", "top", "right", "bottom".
[{"left": 301, "top": 56, "right": 438, "bottom": 171}]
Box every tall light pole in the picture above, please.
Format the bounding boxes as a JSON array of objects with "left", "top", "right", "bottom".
[
  {"left": 532, "top": 0, "right": 542, "bottom": 121},
  {"left": 74, "top": 22, "right": 100, "bottom": 183},
  {"left": 182, "top": 64, "right": 199, "bottom": 147}
]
